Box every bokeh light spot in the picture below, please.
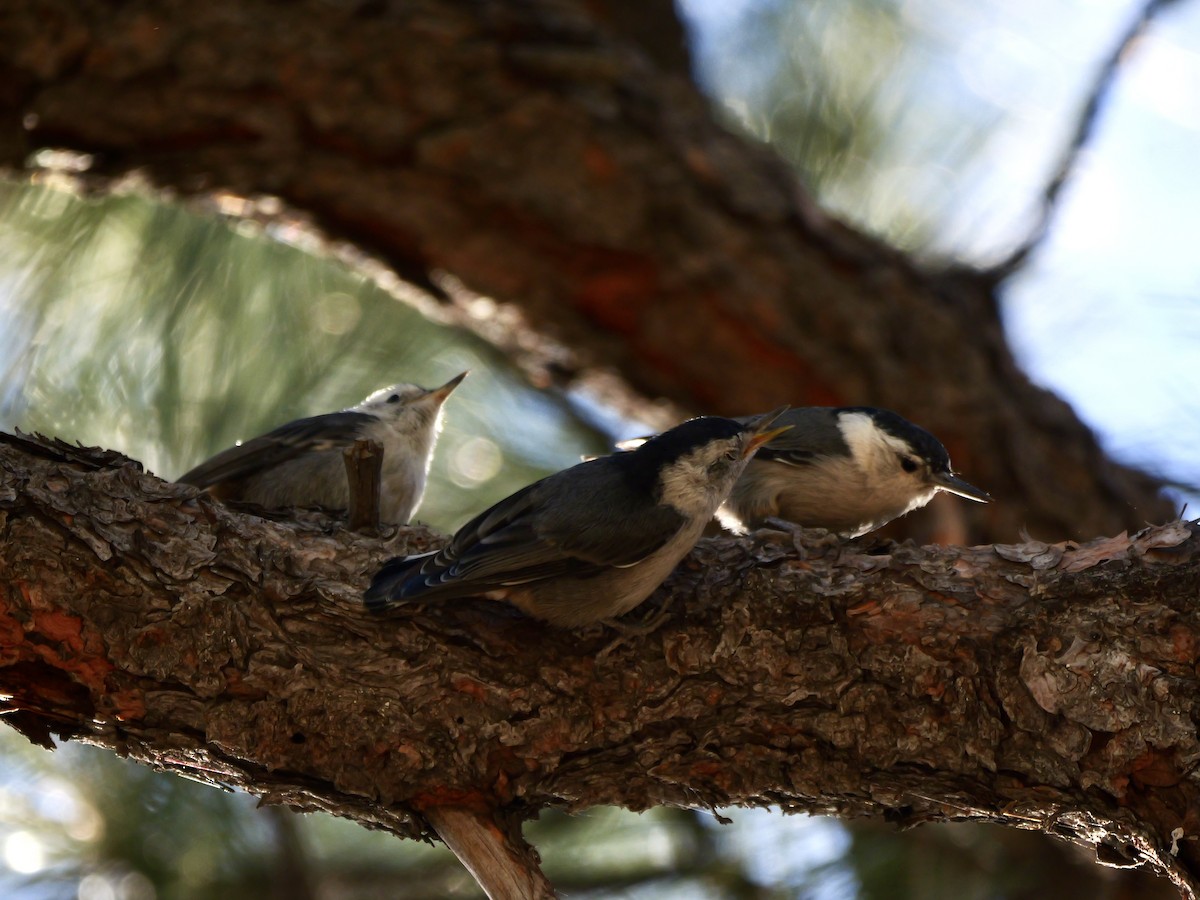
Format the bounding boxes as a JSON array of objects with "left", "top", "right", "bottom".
[
  {"left": 450, "top": 437, "right": 502, "bottom": 487},
  {"left": 3, "top": 831, "right": 45, "bottom": 874},
  {"left": 310, "top": 292, "right": 362, "bottom": 335}
]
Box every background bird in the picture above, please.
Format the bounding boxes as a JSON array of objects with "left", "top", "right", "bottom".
[
  {"left": 364, "top": 411, "right": 789, "bottom": 627},
  {"left": 717, "top": 406, "right": 988, "bottom": 536},
  {"left": 177, "top": 373, "right": 466, "bottom": 523}
]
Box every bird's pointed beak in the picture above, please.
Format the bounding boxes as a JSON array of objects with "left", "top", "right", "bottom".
[
  {"left": 932, "top": 471, "right": 990, "bottom": 503},
  {"left": 428, "top": 371, "right": 469, "bottom": 403},
  {"left": 743, "top": 406, "right": 791, "bottom": 458}
]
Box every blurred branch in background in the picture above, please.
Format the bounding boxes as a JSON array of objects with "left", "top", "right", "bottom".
[
  {"left": 0, "top": 0, "right": 1178, "bottom": 543},
  {"left": 0, "top": 727, "right": 859, "bottom": 899},
  {"left": 848, "top": 821, "right": 1177, "bottom": 900},
  {"left": 684, "top": 0, "right": 1196, "bottom": 270},
  {"left": 992, "top": 0, "right": 1185, "bottom": 277}
]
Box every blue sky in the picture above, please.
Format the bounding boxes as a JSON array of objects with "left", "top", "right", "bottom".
[{"left": 1004, "top": 0, "right": 1200, "bottom": 504}]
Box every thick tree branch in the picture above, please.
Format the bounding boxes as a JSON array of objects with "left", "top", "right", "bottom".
[
  {"left": 3, "top": 436, "right": 1199, "bottom": 895},
  {"left": 0, "top": 0, "right": 1173, "bottom": 544}
]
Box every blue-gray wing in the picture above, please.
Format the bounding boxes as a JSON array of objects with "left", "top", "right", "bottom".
[
  {"left": 365, "top": 458, "right": 686, "bottom": 607},
  {"left": 178, "top": 411, "right": 374, "bottom": 487},
  {"left": 741, "top": 408, "right": 847, "bottom": 467}
]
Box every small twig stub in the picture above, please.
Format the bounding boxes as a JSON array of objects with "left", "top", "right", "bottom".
[{"left": 344, "top": 438, "right": 383, "bottom": 531}]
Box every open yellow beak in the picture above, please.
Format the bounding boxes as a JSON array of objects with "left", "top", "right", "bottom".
[
  {"left": 741, "top": 406, "right": 792, "bottom": 458},
  {"left": 744, "top": 425, "right": 791, "bottom": 458}
]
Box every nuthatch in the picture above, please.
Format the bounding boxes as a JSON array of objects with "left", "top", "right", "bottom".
[
  {"left": 178, "top": 373, "right": 467, "bottom": 523},
  {"left": 717, "top": 406, "right": 989, "bottom": 536},
  {"left": 363, "top": 411, "right": 790, "bottom": 627}
]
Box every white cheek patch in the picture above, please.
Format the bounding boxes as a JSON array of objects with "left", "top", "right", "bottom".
[
  {"left": 838, "top": 412, "right": 913, "bottom": 468},
  {"left": 838, "top": 412, "right": 880, "bottom": 460}
]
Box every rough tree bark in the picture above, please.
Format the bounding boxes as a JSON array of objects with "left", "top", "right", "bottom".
[
  {"left": 2, "top": 436, "right": 1199, "bottom": 896},
  {"left": 0, "top": 0, "right": 1173, "bottom": 546}
]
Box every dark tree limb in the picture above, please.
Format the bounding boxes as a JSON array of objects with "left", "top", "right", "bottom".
[
  {"left": 3, "top": 436, "right": 1200, "bottom": 896},
  {"left": 264, "top": 804, "right": 317, "bottom": 900},
  {"left": 0, "top": 0, "right": 1174, "bottom": 544}
]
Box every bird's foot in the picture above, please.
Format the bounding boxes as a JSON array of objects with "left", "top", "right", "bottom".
[
  {"left": 759, "top": 519, "right": 845, "bottom": 558},
  {"left": 595, "top": 600, "right": 674, "bottom": 660}
]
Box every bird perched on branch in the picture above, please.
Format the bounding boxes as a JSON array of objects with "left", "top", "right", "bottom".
[
  {"left": 716, "top": 406, "right": 989, "bottom": 536},
  {"left": 364, "top": 410, "right": 790, "bottom": 627},
  {"left": 178, "top": 373, "right": 467, "bottom": 523}
]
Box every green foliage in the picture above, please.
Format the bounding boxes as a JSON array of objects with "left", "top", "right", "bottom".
[
  {"left": 693, "top": 0, "right": 1005, "bottom": 254},
  {"left": 0, "top": 180, "right": 608, "bottom": 532}
]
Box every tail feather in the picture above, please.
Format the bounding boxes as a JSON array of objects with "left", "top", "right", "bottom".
[{"left": 363, "top": 554, "right": 431, "bottom": 612}]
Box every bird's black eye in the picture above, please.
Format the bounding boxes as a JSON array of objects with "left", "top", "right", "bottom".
[
  {"left": 899, "top": 456, "right": 919, "bottom": 473},
  {"left": 723, "top": 449, "right": 738, "bottom": 462},
  {"left": 387, "top": 394, "right": 401, "bottom": 404}
]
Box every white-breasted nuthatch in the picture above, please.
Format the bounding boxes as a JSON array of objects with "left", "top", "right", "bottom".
[
  {"left": 716, "top": 406, "right": 989, "bottom": 536},
  {"left": 363, "top": 411, "right": 790, "bottom": 627},
  {"left": 177, "top": 373, "right": 467, "bottom": 523}
]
